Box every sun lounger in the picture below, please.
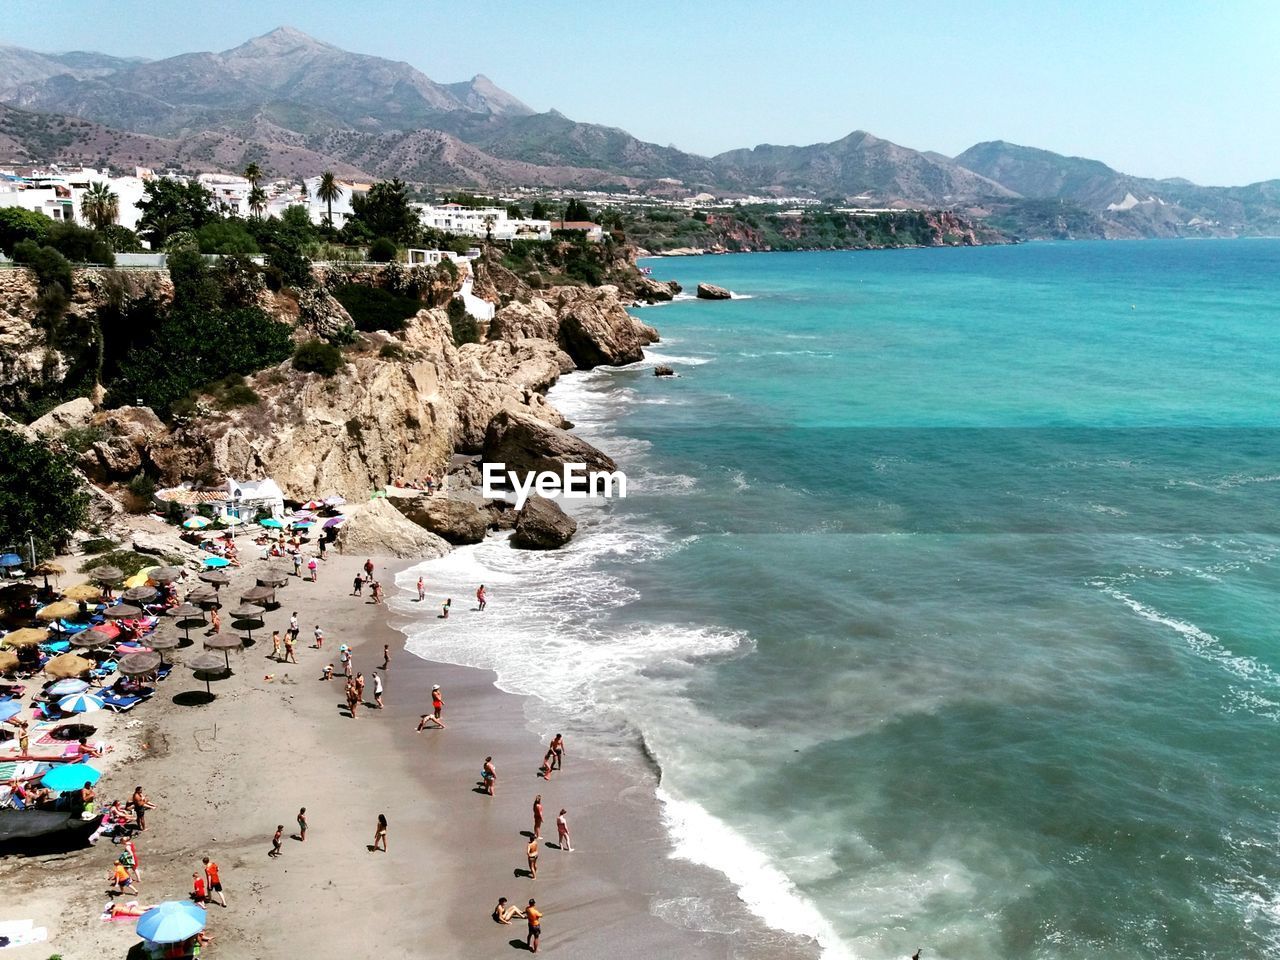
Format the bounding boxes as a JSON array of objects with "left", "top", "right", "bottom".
[{"left": 101, "top": 692, "right": 149, "bottom": 712}]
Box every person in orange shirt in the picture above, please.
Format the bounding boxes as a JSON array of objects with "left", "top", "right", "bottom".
[
  {"left": 109, "top": 860, "right": 138, "bottom": 896},
  {"left": 203, "top": 856, "right": 226, "bottom": 907},
  {"left": 525, "top": 899, "right": 542, "bottom": 953},
  {"left": 191, "top": 871, "right": 206, "bottom": 905}
]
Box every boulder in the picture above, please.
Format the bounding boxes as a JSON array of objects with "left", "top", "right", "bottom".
[
  {"left": 393, "top": 492, "right": 490, "bottom": 545},
  {"left": 295, "top": 287, "right": 355, "bottom": 340},
  {"left": 30, "top": 397, "right": 95, "bottom": 438},
  {"left": 696, "top": 283, "right": 733, "bottom": 300},
  {"left": 653, "top": 366, "right": 676, "bottom": 377},
  {"left": 633, "top": 276, "right": 680, "bottom": 303},
  {"left": 336, "top": 497, "right": 452, "bottom": 560},
  {"left": 485, "top": 500, "right": 518, "bottom": 530},
  {"left": 544, "top": 286, "right": 660, "bottom": 368},
  {"left": 489, "top": 298, "right": 559, "bottom": 342},
  {"left": 511, "top": 495, "right": 577, "bottom": 550},
  {"left": 482, "top": 410, "right": 616, "bottom": 483}
]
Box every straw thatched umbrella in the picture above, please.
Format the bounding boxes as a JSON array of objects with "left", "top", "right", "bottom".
[
  {"left": 186, "top": 586, "right": 217, "bottom": 605},
  {"left": 146, "top": 632, "right": 180, "bottom": 666},
  {"left": 122, "top": 585, "right": 158, "bottom": 604},
  {"left": 62, "top": 583, "right": 102, "bottom": 602},
  {"left": 35, "top": 600, "right": 79, "bottom": 622},
  {"left": 103, "top": 604, "right": 143, "bottom": 621},
  {"left": 204, "top": 633, "right": 243, "bottom": 669},
  {"left": 118, "top": 651, "right": 162, "bottom": 677},
  {"left": 198, "top": 569, "right": 231, "bottom": 587},
  {"left": 88, "top": 566, "right": 124, "bottom": 584},
  {"left": 70, "top": 628, "right": 115, "bottom": 649},
  {"left": 229, "top": 603, "right": 265, "bottom": 641},
  {"left": 0, "top": 649, "right": 18, "bottom": 672},
  {"left": 43, "top": 652, "right": 94, "bottom": 679},
  {"left": 188, "top": 651, "right": 229, "bottom": 697},
  {"left": 148, "top": 565, "right": 183, "bottom": 583},
  {"left": 240, "top": 585, "right": 275, "bottom": 605},
  {"left": 2, "top": 627, "right": 48, "bottom": 648},
  {"left": 166, "top": 602, "right": 206, "bottom": 642},
  {"left": 32, "top": 560, "right": 65, "bottom": 592},
  {"left": 261, "top": 567, "right": 292, "bottom": 586}
]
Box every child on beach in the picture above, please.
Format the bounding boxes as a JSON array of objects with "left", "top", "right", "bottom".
[
  {"left": 482, "top": 757, "right": 496, "bottom": 795},
  {"left": 203, "top": 857, "right": 226, "bottom": 908},
  {"left": 540, "top": 750, "right": 554, "bottom": 781},
  {"left": 440, "top": 598, "right": 451, "bottom": 619},
  {"left": 352, "top": 573, "right": 364, "bottom": 596},
  {"left": 417, "top": 576, "right": 425, "bottom": 601},
  {"left": 382, "top": 643, "right": 390, "bottom": 669},
  {"left": 321, "top": 664, "right": 334, "bottom": 681},
  {"left": 270, "top": 825, "right": 283, "bottom": 858},
  {"left": 476, "top": 584, "right": 487, "bottom": 610},
  {"left": 297, "top": 807, "right": 307, "bottom": 842},
  {"left": 109, "top": 861, "right": 138, "bottom": 896},
  {"left": 313, "top": 624, "right": 324, "bottom": 649},
  {"left": 191, "top": 872, "right": 206, "bottom": 904}
]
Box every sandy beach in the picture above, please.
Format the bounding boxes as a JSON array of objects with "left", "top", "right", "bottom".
[{"left": 2, "top": 539, "right": 816, "bottom": 959}]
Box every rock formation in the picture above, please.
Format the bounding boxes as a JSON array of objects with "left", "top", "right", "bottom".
[
  {"left": 653, "top": 366, "right": 676, "bottom": 378},
  {"left": 696, "top": 283, "right": 733, "bottom": 300},
  {"left": 482, "top": 410, "right": 616, "bottom": 482},
  {"left": 546, "top": 286, "right": 659, "bottom": 367},
  {"left": 391, "top": 491, "right": 490, "bottom": 545},
  {"left": 511, "top": 495, "right": 577, "bottom": 549},
  {"left": 336, "top": 497, "right": 452, "bottom": 560}
]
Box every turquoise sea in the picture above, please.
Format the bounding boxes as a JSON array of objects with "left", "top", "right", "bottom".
[{"left": 404, "top": 240, "right": 1280, "bottom": 959}]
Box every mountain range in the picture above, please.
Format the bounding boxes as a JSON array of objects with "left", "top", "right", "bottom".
[{"left": 1, "top": 27, "right": 1277, "bottom": 238}]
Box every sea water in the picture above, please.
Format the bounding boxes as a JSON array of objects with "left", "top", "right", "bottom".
[{"left": 399, "top": 240, "right": 1280, "bottom": 959}]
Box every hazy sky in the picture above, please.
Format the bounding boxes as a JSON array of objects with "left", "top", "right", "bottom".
[{"left": 3, "top": 0, "right": 1277, "bottom": 185}]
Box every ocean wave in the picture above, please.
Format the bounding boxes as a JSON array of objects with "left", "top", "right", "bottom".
[{"left": 641, "top": 350, "right": 714, "bottom": 366}]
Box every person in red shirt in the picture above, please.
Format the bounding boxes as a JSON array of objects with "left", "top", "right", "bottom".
[
  {"left": 191, "top": 872, "right": 206, "bottom": 905},
  {"left": 203, "top": 856, "right": 226, "bottom": 907}
]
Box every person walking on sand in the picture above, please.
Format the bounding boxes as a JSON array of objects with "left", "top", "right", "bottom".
[
  {"left": 270, "top": 825, "right": 283, "bottom": 858},
  {"left": 416, "top": 576, "right": 425, "bottom": 601},
  {"left": 372, "top": 813, "right": 388, "bottom": 852},
  {"left": 372, "top": 671, "right": 384, "bottom": 709},
  {"left": 292, "top": 553, "right": 302, "bottom": 578},
  {"left": 308, "top": 558, "right": 318, "bottom": 582},
  {"left": 203, "top": 856, "right": 226, "bottom": 908},
  {"left": 371, "top": 580, "right": 383, "bottom": 604},
  {"left": 482, "top": 756, "right": 497, "bottom": 796},
  {"left": 288, "top": 612, "right": 300, "bottom": 645},
  {"left": 526, "top": 900, "right": 542, "bottom": 953},
  {"left": 297, "top": 807, "right": 308, "bottom": 842},
  {"left": 270, "top": 629, "right": 282, "bottom": 661},
  {"left": 382, "top": 643, "right": 390, "bottom": 669},
  {"left": 313, "top": 624, "right": 324, "bottom": 649},
  {"left": 109, "top": 860, "right": 139, "bottom": 896},
  {"left": 352, "top": 573, "right": 364, "bottom": 596},
  {"left": 556, "top": 809, "right": 572, "bottom": 851},
  {"left": 355, "top": 672, "right": 366, "bottom": 703},
  {"left": 532, "top": 795, "right": 544, "bottom": 840},
  {"left": 526, "top": 835, "right": 539, "bottom": 879},
  {"left": 283, "top": 630, "right": 298, "bottom": 664},
  {"left": 364, "top": 558, "right": 375, "bottom": 581},
  {"left": 440, "top": 597, "right": 451, "bottom": 619},
  {"left": 476, "top": 584, "right": 487, "bottom": 611},
  {"left": 550, "top": 733, "right": 565, "bottom": 771},
  {"left": 209, "top": 607, "right": 221, "bottom": 635}
]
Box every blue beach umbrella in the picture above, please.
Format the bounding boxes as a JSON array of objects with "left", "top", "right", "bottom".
[
  {"left": 0, "top": 553, "right": 22, "bottom": 568},
  {"left": 0, "top": 700, "right": 21, "bottom": 722},
  {"left": 259, "top": 518, "right": 283, "bottom": 529},
  {"left": 48, "top": 678, "right": 89, "bottom": 696},
  {"left": 58, "top": 691, "right": 105, "bottom": 714},
  {"left": 136, "top": 901, "right": 207, "bottom": 944},
  {"left": 41, "top": 761, "right": 101, "bottom": 791},
  {"left": 202, "top": 556, "right": 231, "bottom": 568}
]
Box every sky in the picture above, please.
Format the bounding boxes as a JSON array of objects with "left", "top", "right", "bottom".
[{"left": 2, "top": 0, "right": 1278, "bottom": 186}]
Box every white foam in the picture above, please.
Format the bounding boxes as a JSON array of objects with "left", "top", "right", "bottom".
[{"left": 641, "top": 350, "right": 713, "bottom": 367}]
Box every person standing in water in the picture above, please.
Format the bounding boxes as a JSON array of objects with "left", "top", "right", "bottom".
[
  {"left": 417, "top": 577, "right": 425, "bottom": 601},
  {"left": 440, "top": 598, "right": 451, "bottom": 619},
  {"left": 476, "top": 584, "right": 487, "bottom": 611}
]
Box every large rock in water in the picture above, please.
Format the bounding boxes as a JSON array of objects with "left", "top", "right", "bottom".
[
  {"left": 633, "top": 276, "right": 680, "bottom": 303},
  {"left": 544, "top": 286, "right": 659, "bottom": 368},
  {"left": 696, "top": 283, "right": 732, "bottom": 300},
  {"left": 482, "top": 411, "right": 616, "bottom": 482},
  {"left": 336, "top": 497, "right": 452, "bottom": 560},
  {"left": 392, "top": 493, "right": 490, "bottom": 545},
  {"left": 511, "top": 495, "right": 577, "bottom": 550}
]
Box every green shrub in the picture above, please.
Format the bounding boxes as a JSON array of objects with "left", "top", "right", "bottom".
[
  {"left": 293, "top": 339, "right": 344, "bottom": 376},
  {"left": 61, "top": 425, "right": 106, "bottom": 453},
  {"left": 197, "top": 220, "right": 259, "bottom": 255},
  {"left": 12, "top": 242, "right": 73, "bottom": 294},
  {"left": 332, "top": 283, "right": 420, "bottom": 332},
  {"left": 0, "top": 207, "right": 50, "bottom": 255},
  {"left": 447, "top": 297, "right": 480, "bottom": 346},
  {"left": 368, "top": 237, "right": 398, "bottom": 262},
  {"left": 77, "top": 549, "right": 155, "bottom": 577},
  {"left": 45, "top": 222, "right": 114, "bottom": 265},
  {"left": 379, "top": 342, "right": 406, "bottom": 360},
  {"left": 126, "top": 472, "right": 156, "bottom": 501},
  {"left": 0, "top": 429, "right": 88, "bottom": 558},
  {"left": 80, "top": 537, "right": 116, "bottom": 555}
]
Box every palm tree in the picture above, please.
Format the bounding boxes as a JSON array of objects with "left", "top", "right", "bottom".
[
  {"left": 482, "top": 213, "right": 496, "bottom": 244},
  {"left": 317, "top": 171, "right": 340, "bottom": 227},
  {"left": 243, "top": 162, "right": 262, "bottom": 186},
  {"left": 247, "top": 185, "right": 267, "bottom": 219},
  {"left": 80, "top": 182, "right": 118, "bottom": 231}
]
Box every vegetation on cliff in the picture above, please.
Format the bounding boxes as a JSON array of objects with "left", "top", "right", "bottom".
[{"left": 0, "top": 427, "right": 88, "bottom": 557}]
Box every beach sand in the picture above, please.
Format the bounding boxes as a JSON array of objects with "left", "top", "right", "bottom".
[{"left": 2, "top": 546, "right": 817, "bottom": 958}]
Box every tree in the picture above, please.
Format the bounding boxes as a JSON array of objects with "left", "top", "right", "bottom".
[
  {"left": 0, "top": 427, "right": 89, "bottom": 558},
  {"left": 243, "top": 162, "right": 262, "bottom": 186},
  {"left": 0, "top": 207, "right": 50, "bottom": 255},
  {"left": 79, "top": 182, "right": 119, "bottom": 232},
  {"left": 349, "top": 178, "right": 417, "bottom": 243},
  {"left": 292, "top": 339, "right": 343, "bottom": 376},
  {"left": 135, "top": 179, "right": 218, "bottom": 248},
  {"left": 447, "top": 297, "right": 479, "bottom": 345},
  {"left": 482, "top": 213, "right": 496, "bottom": 243},
  {"left": 506, "top": 204, "right": 524, "bottom": 220},
  {"left": 368, "top": 237, "right": 397, "bottom": 263},
  {"left": 530, "top": 200, "right": 548, "bottom": 221},
  {"left": 197, "top": 220, "right": 260, "bottom": 255},
  {"left": 317, "top": 171, "right": 341, "bottom": 227},
  {"left": 563, "top": 199, "right": 593, "bottom": 222},
  {"left": 247, "top": 185, "right": 268, "bottom": 219}
]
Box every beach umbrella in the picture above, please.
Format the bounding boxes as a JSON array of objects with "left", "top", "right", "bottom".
[
  {"left": 63, "top": 583, "right": 102, "bottom": 602},
  {"left": 0, "top": 650, "right": 19, "bottom": 672},
  {"left": 0, "top": 700, "right": 20, "bottom": 722},
  {"left": 47, "top": 677, "right": 89, "bottom": 696},
  {"left": 2, "top": 627, "right": 49, "bottom": 648},
  {"left": 198, "top": 569, "right": 231, "bottom": 586},
  {"left": 185, "top": 585, "right": 217, "bottom": 604},
  {"left": 146, "top": 632, "right": 180, "bottom": 665},
  {"left": 35, "top": 600, "right": 79, "bottom": 621},
  {"left": 136, "top": 901, "right": 207, "bottom": 945},
  {"left": 70, "top": 628, "right": 115, "bottom": 649},
  {"left": 119, "top": 651, "right": 162, "bottom": 676},
  {"left": 88, "top": 566, "right": 124, "bottom": 584},
  {"left": 202, "top": 556, "right": 231, "bottom": 569},
  {"left": 41, "top": 761, "right": 101, "bottom": 791},
  {"left": 123, "top": 585, "right": 158, "bottom": 604},
  {"left": 104, "top": 604, "right": 143, "bottom": 620},
  {"left": 323, "top": 516, "right": 346, "bottom": 529},
  {"left": 122, "top": 570, "right": 152, "bottom": 589},
  {"left": 323, "top": 495, "right": 346, "bottom": 506},
  {"left": 182, "top": 516, "right": 212, "bottom": 529},
  {"left": 291, "top": 521, "right": 314, "bottom": 531},
  {"left": 167, "top": 601, "right": 206, "bottom": 620},
  {"left": 148, "top": 565, "right": 183, "bottom": 583},
  {"left": 44, "top": 653, "right": 94, "bottom": 678},
  {"left": 240, "top": 585, "right": 275, "bottom": 604},
  {"left": 219, "top": 514, "right": 246, "bottom": 526},
  {"left": 203, "top": 633, "right": 242, "bottom": 670},
  {"left": 57, "top": 691, "right": 105, "bottom": 714},
  {"left": 33, "top": 560, "right": 65, "bottom": 591},
  {"left": 229, "top": 604, "right": 264, "bottom": 641},
  {"left": 257, "top": 571, "right": 289, "bottom": 588},
  {"left": 0, "top": 553, "right": 23, "bottom": 568},
  {"left": 259, "top": 517, "right": 283, "bottom": 529},
  {"left": 188, "top": 651, "right": 229, "bottom": 697}
]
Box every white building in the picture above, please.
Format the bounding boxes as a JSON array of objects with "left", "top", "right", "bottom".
[
  {"left": 414, "top": 203, "right": 551, "bottom": 242},
  {"left": 301, "top": 176, "right": 370, "bottom": 228},
  {"left": 0, "top": 166, "right": 151, "bottom": 232}
]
